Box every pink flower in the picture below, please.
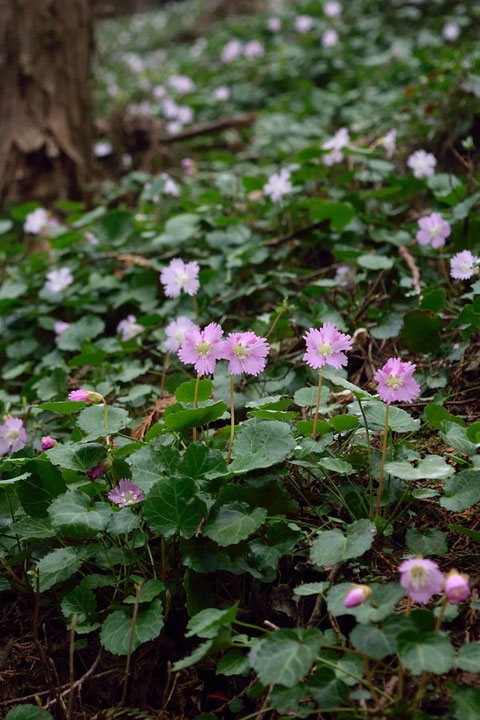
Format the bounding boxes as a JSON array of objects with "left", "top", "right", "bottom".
[
  {"left": 443, "top": 22, "right": 460, "bottom": 42},
  {"left": 450, "top": 250, "right": 479, "bottom": 280},
  {"left": 160, "top": 258, "right": 200, "bottom": 298},
  {"left": 45, "top": 267, "right": 74, "bottom": 293},
  {"left": 223, "top": 332, "right": 270, "bottom": 376},
  {"left": 88, "top": 465, "right": 105, "bottom": 481},
  {"left": 41, "top": 436, "right": 57, "bottom": 450},
  {"left": 153, "top": 84, "right": 166, "bottom": 99},
  {"left": 324, "top": 1, "right": 342, "bottom": 18},
  {"left": 168, "top": 74, "right": 195, "bottom": 94},
  {"left": 344, "top": 584, "right": 372, "bottom": 608},
  {"left": 164, "top": 316, "right": 197, "bottom": 353},
  {"left": 244, "top": 41, "right": 264, "bottom": 59},
  {"left": 117, "top": 315, "right": 144, "bottom": 342},
  {"left": 303, "top": 323, "right": 352, "bottom": 370},
  {"left": 54, "top": 320, "right": 70, "bottom": 344},
  {"left": 382, "top": 128, "right": 397, "bottom": 159},
  {"left": 213, "top": 86, "right": 230, "bottom": 101},
  {"left": 374, "top": 358, "right": 420, "bottom": 404},
  {"left": 322, "top": 29, "right": 339, "bottom": 48},
  {"left": 335, "top": 264, "right": 356, "bottom": 290},
  {"left": 68, "top": 389, "right": 102, "bottom": 404},
  {"left": 24, "top": 208, "right": 49, "bottom": 235},
  {"left": 182, "top": 158, "right": 196, "bottom": 176},
  {"left": 416, "top": 213, "right": 451, "bottom": 249},
  {"left": 264, "top": 169, "right": 293, "bottom": 203},
  {"left": 322, "top": 128, "right": 350, "bottom": 166},
  {"left": 0, "top": 418, "right": 27, "bottom": 455},
  {"left": 268, "top": 17, "right": 281, "bottom": 33},
  {"left": 108, "top": 479, "right": 145, "bottom": 507},
  {"left": 444, "top": 570, "right": 470, "bottom": 604},
  {"left": 221, "top": 39, "right": 243, "bottom": 63},
  {"left": 178, "top": 322, "right": 226, "bottom": 376},
  {"left": 399, "top": 557, "right": 445, "bottom": 604},
  {"left": 295, "top": 15, "right": 313, "bottom": 33},
  {"left": 407, "top": 150, "right": 437, "bottom": 179}
]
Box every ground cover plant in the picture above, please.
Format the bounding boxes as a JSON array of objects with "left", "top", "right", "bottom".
[{"left": 1, "top": 0, "right": 480, "bottom": 718}]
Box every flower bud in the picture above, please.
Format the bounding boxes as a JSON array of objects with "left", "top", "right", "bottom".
[
  {"left": 344, "top": 584, "right": 372, "bottom": 608},
  {"left": 41, "top": 436, "right": 57, "bottom": 450},
  {"left": 68, "top": 389, "right": 103, "bottom": 404},
  {"left": 445, "top": 570, "right": 470, "bottom": 604}
]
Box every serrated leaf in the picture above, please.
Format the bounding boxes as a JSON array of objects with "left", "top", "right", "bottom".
[
  {"left": 453, "top": 686, "right": 480, "bottom": 720},
  {"left": 48, "top": 491, "right": 112, "bottom": 538},
  {"left": 100, "top": 598, "right": 164, "bottom": 655},
  {"left": 124, "top": 579, "right": 165, "bottom": 604},
  {"left": 204, "top": 502, "right": 266, "bottom": 546},
  {"left": 17, "top": 459, "right": 66, "bottom": 517},
  {"left": 143, "top": 476, "right": 204, "bottom": 539},
  {"left": 309, "top": 667, "right": 349, "bottom": 709},
  {"left": 310, "top": 520, "right": 376, "bottom": 567},
  {"left": 186, "top": 604, "right": 238, "bottom": 639},
  {"left": 440, "top": 471, "right": 480, "bottom": 512},
  {"left": 457, "top": 643, "right": 480, "bottom": 672},
  {"left": 61, "top": 585, "right": 97, "bottom": 624},
  {"left": 172, "top": 639, "right": 214, "bottom": 671},
  {"left": 216, "top": 649, "right": 249, "bottom": 676},
  {"left": 78, "top": 405, "right": 130, "bottom": 441},
  {"left": 229, "top": 418, "right": 296, "bottom": 474},
  {"left": 37, "top": 547, "right": 83, "bottom": 592},
  {"left": 249, "top": 628, "right": 322, "bottom": 688},
  {"left": 127, "top": 444, "right": 179, "bottom": 494},
  {"left": 47, "top": 443, "right": 107, "bottom": 472},
  {"left": 406, "top": 528, "right": 448, "bottom": 556},
  {"left": 397, "top": 631, "right": 454, "bottom": 675}
]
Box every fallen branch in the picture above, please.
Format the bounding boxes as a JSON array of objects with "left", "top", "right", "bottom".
[
  {"left": 398, "top": 245, "right": 421, "bottom": 294},
  {"left": 266, "top": 220, "right": 328, "bottom": 246},
  {"left": 159, "top": 113, "right": 256, "bottom": 143}
]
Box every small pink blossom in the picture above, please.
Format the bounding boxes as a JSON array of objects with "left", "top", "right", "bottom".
[
  {"left": 68, "top": 389, "right": 102, "bottom": 404},
  {"left": 182, "top": 158, "right": 196, "bottom": 176},
  {"left": 87, "top": 465, "right": 105, "bottom": 481},
  {"left": 450, "top": 250, "right": 479, "bottom": 280},
  {"left": 168, "top": 74, "right": 195, "bottom": 94},
  {"left": 108, "top": 479, "right": 145, "bottom": 507},
  {"left": 322, "top": 29, "right": 339, "bottom": 48},
  {"left": 268, "top": 17, "right": 281, "bottom": 32},
  {"left": 244, "top": 41, "right": 264, "bottom": 59},
  {"left": 382, "top": 128, "right": 397, "bottom": 159},
  {"left": 399, "top": 557, "right": 444, "bottom": 604},
  {"left": 93, "top": 141, "right": 113, "bottom": 158},
  {"left": 416, "top": 213, "right": 451, "bottom": 249},
  {"left": 322, "top": 128, "right": 350, "bottom": 166},
  {"left": 221, "top": 39, "right": 243, "bottom": 63},
  {"left": 24, "top": 208, "right": 49, "bottom": 235},
  {"left": 374, "top": 358, "right": 420, "bottom": 404},
  {"left": 223, "top": 332, "right": 270, "bottom": 376},
  {"left": 407, "top": 150, "right": 437, "bottom": 179},
  {"left": 117, "top": 315, "right": 144, "bottom": 342},
  {"left": 153, "top": 84, "right": 166, "bottom": 99},
  {"left": 303, "top": 323, "right": 353, "bottom": 370},
  {"left": 335, "top": 264, "right": 356, "bottom": 290},
  {"left": 178, "top": 322, "right": 226, "bottom": 376},
  {"left": 164, "top": 316, "right": 197, "bottom": 353},
  {"left": 264, "top": 169, "right": 293, "bottom": 203},
  {"left": 161, "top": 258, "right": 200, "bottom": 298},
  {"left": 45, "top": 267, "right": 74, "bottom": 294},
  {"left": 324, "top": 1, "right": 342, "bottom": 18},
  {"left": 443, "top": 22, "right": 460, "bottom": 42},
  {"left": 54, "top": 321, "right": 70, "bottom": 344},
  {"left": 0, "top": 418, "right": 27, "bottom": 455},
  {"left": 295, "top": 15, "right": 313, "bottom": 33},
  {"left": 344, "top": 584, "right": 372, "bottom": 608},
  {"left": 41, "top": 436, "right": 57, "bottom": 450},
  {"left": 444, "top": 570, "right": 470, "bottom": 604},
  {"left": 213, "top": 86, "right": 230, "bottom": 101},
  {"left": 166, "top": 120, "right": 183, "bottom": 135}
]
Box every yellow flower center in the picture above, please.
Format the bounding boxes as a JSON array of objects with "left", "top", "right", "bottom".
[
  {"left": 409, "top": 564, "right": 428, "bottom": 589},
  {"left": 233, "top": 343, "right": 250, "bottom": 359},
  {"left": 6, "top": 429, "right": 20, "bottom": 443},
  {"left": 120, "top": 490, "right": 137, "bottom": 506},
  {"left": 175, "top": 270, "right": 189, "bottom": 287},
  {"left": 318, "top": 341, "right": 333, "bottom": 357},
  {"left": 386, "top": 374, "right": 403, "bottom": 390},
  {"left": 196, "top": 340, "right": 212, "bottom": 356}
]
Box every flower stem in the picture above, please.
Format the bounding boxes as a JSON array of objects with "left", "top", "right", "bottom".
[
  {"left": 193, "top": 374, "right": 200, "bottom": 442},
  {"left": 312, "top": 374, "right": 323, "bottom": 438},
  {"left": 375, "top": 403, "right": 389, "bottom": 518},
  {"left": 227, "top": 374, "right": 235, "bottom": 464},
  {"left": 160, "top": 351, "right": 171, "bottom": 396},
  {"left": 121, "top": 583, "right": 141, "bottom": 705},
  {"left": 434, "top": 595, "right": 449, "bottom": 632},
  {"left": 412, "top": 596, "right": 449, "bottom": 711},
  {"left": 102, "top": 397, "right": 109, "bottom": 429},
  {"left": 193, "top": 295, "right": 199, "bottom": 325}
]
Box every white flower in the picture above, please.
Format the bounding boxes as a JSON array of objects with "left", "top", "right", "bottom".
[
  {"left": 244, "top": 41, "right": 264, "bottom": 59},
  {"left": 213, "top": 86, "right": 230, "bottom": 101},
  {"left": 24, "top": 208, "right": 49, "bottom": 235},
  {"left": 322, "top": 29, "right": 338, "bottom": 48},
  {"left": 322, "top": 127, "right": 350, "bottom": 166},
  {"left": 443, "top": 22, "right": 460, "bottom": 41},
  {"left": 117, "top": 315, "right": 144, "bottom": 342},
  {"left": 263, "top": 169, "right": 293, "bottom": 203},
  {"left": 45, "top": 267, "right": 74, "bottom": 294},
  {"left": 324, "top": 1, "right": 342, "bottom": 18},
  {"left": 382, "top": 129, "right": 397, "bottom": 159},
  {"left": 295, "top": 15, "right": 313, "bottom": 33},
  {"left": 160, "top": 173, "right": 180, "bottom": 197},
  {"left": 93, "top": 141, "right": 113, "bottom": 158},
  {"left": 168, "top": 75, "right": 195, "bottom": 94},
  {"left": 407, "top": 149, "right": 437, "bottom": 179},
  {"left": 221, "top": 39, "right": 243, "bottom": 63}
]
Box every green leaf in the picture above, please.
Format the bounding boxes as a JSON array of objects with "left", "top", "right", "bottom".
[
  {"left": 294, "top": 384, "right": 330, "bottom": 407},
  {"left": 124, "top": 579, "right": 165, "bottom": 604},
  {"left": 385, "top": 455, "right": 454, "bottom": 481},
  {"left": 37, "top": 547, "right": 83, "bottom": 592},
  {"left": 186, "top": 604, "right": 238, "bottom": 639},
  {"left": 401, "top": 310, "right": 442, "bottom": 354},
  {"left": 350, "top": 399, "right": 419, "bottom": 433},
  {"left": 61, "top": 585, "right": 97, "bottom": 624},
  {"left": 38, "top": 400, "right": 87, "bottom": 415},
  {"left": 127, "top": 444, "right": 179, "bottom": 494},
  {"left": 457, "top": 643, "right": 480, "bottom": 672},
  {"left": 440, "top": 423, "right": 478, "bottom": 455},
  {"left": 48, "top": 491, "right": 112, "bottom": 538},
  {"left": 317, "top": 457, "right": 354, "bottom": 474},
  {"left": 420, "top": 287, "right": 446, "bottom": 312},
  {"left": 100, "top": 598, "right": 164, "bottom": 655},
  {"left": 440, "top": 471, "right": 480, "bottom": 512},
  {"left": 357, "top": 254, "right": 393, "bottom": 271},
  {"left": 293, "top": 582, "right": 328, "bottom": 596},
  {"left": 217, "top": 649, "right": 249, "bottom": 676},
  {"left": 309, "top": 199, "right": 355, "bottom": 230},
  {"left": 12, "top": 516, "right": 56, "bottom": 539},
  {"left": 204, "top": 502, "right": 267, "bottom": 546},
  {"left": 249, "top": 628, "right": 322, "bottom": 688},
  {"left": 163, "top": 401, "right": 227, "bottom": 431},
  {"left": 466, "top": 422, "right": 480, "bottom": 445},
  {"left": 179, "top": 444, "right": 228, "bottom": 484},
  {"left": 78, "top": 404, "right": 130, "bottom": 441},
  {"left": 424, "top": 404, "right": 464, "bottom": 430},
  {"left": 17, "top": 459, "right": 66, "bottom": 517},
  {"left": 406, "top": 528, "right": 448, "bottom": 556},
  {"left": 47, "top": 443, "right": 107, "bottom": 472},
  {"left": 175, "top": 379, "right": 213, "bottom": 403},
  {"left": 310, "top": 520, "right": 376, "bottom": 567},
  {"left": 143, "top": 476, "right": 204, "bottom": 539},
  {"left": 172, "top": 639, "right": 214, "bottom": 671},
  {"left": 308, "top": 667, "right": 349, "bottom": 709},
  {"left": 5, "top": 705, "right": 55, "bottom": 720},
  {"left": 107, "top": 507, "right": 141, "bottom": 535},
  {"left": 329, "top": 415, "right": 359, "bottom": 433},
  {"left": 350, "top": 622, "right": 396, "bottom": 660},
  {"left": 453, "top": 687, "right": 480, "bottom": 720},
  {"left": 397, "top": 631, "right": 454, "bottom": 675},
  {"left": 229, "top": 418, "right": 296, "bottom": 474},
  {"left": 58, "top": 316, "right": 105, "bottom": 351},
  {"left": 319, "top": 366, "right": 372, "bottom": 399}
]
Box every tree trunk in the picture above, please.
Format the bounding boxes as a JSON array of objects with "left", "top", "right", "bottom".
[{"left": 0, "top": 0, "right": 93, "bottom": 202}]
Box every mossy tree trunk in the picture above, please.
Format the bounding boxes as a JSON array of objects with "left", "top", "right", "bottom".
[{"left": 0, "top": 0, "right": 93, "bottom": 202}]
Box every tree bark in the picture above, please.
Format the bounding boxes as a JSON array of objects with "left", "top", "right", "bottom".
[{"left": 0, "top": 0, "right": 93, "bottom": 202}]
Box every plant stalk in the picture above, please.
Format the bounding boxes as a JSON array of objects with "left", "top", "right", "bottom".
[
  {"left": 375, "top": 403, "right": 389, "bottom": 517},
  {"left": 227, "top": 374, "right": 235, "bottom": 464},
  {"left": 312, "top": 374, "right": 323, "bottom": 437}
]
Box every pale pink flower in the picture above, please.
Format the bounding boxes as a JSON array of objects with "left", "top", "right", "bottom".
[
  {"left": 85, "top": 231, "right": 99, "bottom": 245},
  {"left": 24, "top": 208, "right": 49, "bottom": 235},
  {"left": 322, "top": 127, "right": 350, "bottom": 166},
  {"left": 164, "top": 316, "right": 197, "bottom": 353},
  {"left": 303, "top": 323, "right": 353, "bottom": 370},
  {"left": 443, "top": 22, "right": 460, "bottom": 42},
  {"left": 178, "top": 323, "right": 226, "bottom": 376},
  {"left": 87, "top": 465, "right": 105, "bottom": 481},
  {"left": 450, "top": 250, "right": 479, "bottom": 280},
  {"left": 399, "top": 557, "right": 444, "bottom": 604},
  {"left": 176, "top": 106, "right": 194, "bottom": 125},
  {"left": 163, "top": 97, "right": 180, "bottom": 119},
  {"left": 153, "top": 84, "right": 166, "bottom": 99},
  {"left": 407, "top": 149, "right": 437, "bottom": 179},
  {"left": 263, "top": 169, "right": 293, "bottom": 203},
  {"left": 374, "top": 358, "right": 420, "bottom": 404},
  {"left": 221, "top": 39, "right": 243, "bottom": 63},
  {"left": 68, "top": 389, "right": 102, "bottom": 404},
  {"left": 335, "top": 264, "right": 356, "bottom": 290},
  {"left": 182, "top": 158, "right": 196, "bottom": 176},
  {"left": 223, "top": 332, "right": 270, "bottom": 375},
  {"left": 117, "top": 315, "right": 144, "bottom": 342},
  {"left": 416, "top": 212, "right": 451, "bottom": 249},
  {"left": 295, "top": 15, "right": 313, "bottom": 33},
  {"left": 444, "top": 570, "right": 470, "bottom": 604},
  {"left": 160, "top": 258, "right": 200, "bottom": 298},
  {"left": 344, "top": 584, "right": 372, "bottom": 608},
  {"left": 0, "top": 418, "right": 27, "bottom": 455},
  {"left": 244, "top": 41, "right": 264, "bottom": 59},
  {"left": 168, "top": 74, "right": 195, "bottom": 94},
  {"left": 93, "top": 141, "right": 113, "bottom": 158},
  {"left": 41, "top": 436, "right": 57, "bottom": 450},
  {"left": 45, "top": 267, "right": 74, "bottom": 294},
  {"left": 108, "top": 479, "right": 144, "bottom": 507},
  {"left": 213, "top": 86, "right": 230, "bottom": 101},
  {"left": 159, "top": 173, "right": 180, "bottom": 197},
  {"left": 322, "top": 29, "right": 339, "bottom": 48},
  {"left": 268, "top": 17, "right": 281, "bottom": 32},
  {"left": 324, "top": 1, "right": 342, "bottom": 18},
  {"left": 382, "top": 128, "right": 397, "bottom": 159},
  {"left": 54, "top": 321, "right": 70, "bottom": 344},
  {"left": 166, "top": 120, "right": 183, "bottom": 135}
]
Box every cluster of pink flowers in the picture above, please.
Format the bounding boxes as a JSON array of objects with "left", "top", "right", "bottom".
[
  {"left": 344, "top": 558, "right": 470, "bottom": 608},
  {"left": 220, "top": 39, "right": 264, "bottom": 63},
  {"left": 416, "top": 212, "right": 451, "bottom": 249}
]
